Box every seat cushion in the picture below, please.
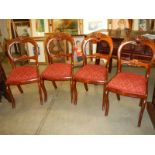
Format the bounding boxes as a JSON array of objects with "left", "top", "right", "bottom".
[
  {"left": 42, "top": 63, "right": 72, "bottom": 80},
  {"left": 107, "top": 72, "right": 147, "bottom": 96},
  {"left": 74, "top": 64, "right": 107, "bottom": 83},
  {"left": 7, "top": 66, "right": 38, "bottom": 84}
]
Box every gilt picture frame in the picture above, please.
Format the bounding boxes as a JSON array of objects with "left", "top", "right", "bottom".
[{"left": 52, "top": 19, "right": 79, "bottom": 35}]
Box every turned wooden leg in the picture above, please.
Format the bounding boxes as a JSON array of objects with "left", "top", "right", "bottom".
[
  {"left": 70, "top": 80, "right": 73, "bottom": 103},
  {"left": 73, "top": 80, "right": 77, "bottom": 105},
  {"left": 41, "top": 79, "right": 47, "bottom": 102},
  {"left": 139, "top": 99, "right": 143, "bottom": 107},
  {"left": 108, "top": 58, "right": 112, "bottom": 73},
  {"left": 102, "top": 85, "right": 106, "bottom": 111},
  {"left": 84, "top": 83, "right": 88, "bottom": 91},
  {"left": 116, "top": 94, "right": 120, "bottom": 101},
  {"left": 52, "top": 81, "right": 57, "bottom": 89},
  {"left": 138, "top": 99, "right": 147, "bottom": 127},
  {"left": 0, "top": 94, "right": 1, "bottom": 102},
  {"left": 38, "top": 81, "right": 43, "bottom": 105},
  {"left": 17, "top": 85, "right": 23, "bottom": 94},
  {"left": 105, "top": 90, "right": 109, "bottom": 116},
  {"left": 7, "top": 85, "right": 15, "bottom": 108}
]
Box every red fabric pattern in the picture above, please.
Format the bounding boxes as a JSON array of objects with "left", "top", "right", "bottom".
[
  {"left": 42, "top": 63, "right": 72, "bottom": 80},
  {"left": 7, "top": 66, "right": 38, "bottom": 84},
  {"left": 107, "top": 72, "right": 147, "bottom": 96},
  {"left": 74, "top": 64, "right": 107, "bottom": 82}
]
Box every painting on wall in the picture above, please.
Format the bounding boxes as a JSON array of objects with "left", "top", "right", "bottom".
[
  {"left": 16, "top": 26, "right": 31, "bottom": 37},
  {"left": 52, "top": 19, "right": 79, "bottom": 35},
  {"left": 108, "top": 19, "right": 129, "bottom": 30},
  {"left": 83, "top": 19, "right": 108, "bottom": 34},
  {"left": 31, "top": 19, "right": 49, "bottom": 37},
  {"left": 27, "top": 37, "right": 46, "bottom": 63},
  {"left": 73, "top": 35, "right": 85, "bottom": 62},
  {"left": 35, "top": 19, "right": 45, "bottom": 32},
  {"left": 139, "top": 19, "right": 147, "bottom": 31}
]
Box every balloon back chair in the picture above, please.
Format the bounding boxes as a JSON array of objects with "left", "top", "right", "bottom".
[
  {"left": 72, "top": 32, "right": 113, "bottom": 106},
  {"left": 41, "top": 32, "right": 75, "bottom": 102},
  {"left": 6, "top": 37, "right": 43, "bottom": 108},
  {"left": 103, "top": 37, "right": 155, "bottom": 127}
]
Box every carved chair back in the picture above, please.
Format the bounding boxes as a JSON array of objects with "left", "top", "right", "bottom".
[
  {"left": 7, "top": 37, "right": 39, "bottom": 69},
  {"left": 81, "top": 32, "right": 113, "bottom": 69},
  {"left": 117, "top": 37, "right": 155, "bottom": 81},
  {"left": 45, "top": 32, "right": 75, "bottom": 66}
]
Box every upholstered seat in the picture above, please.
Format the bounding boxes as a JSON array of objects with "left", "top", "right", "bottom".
[
  {"left": 42, "top": 63, "right": 71, "bottom": 80},
  {"left": 107, "top": 72, "right": 146, "bottom": 96},
  {"left": 7, "top": 66, "right": 38, "bottom": 84},
  {"left": 74, "top": 64, "right": 107, "bottom": 83}
]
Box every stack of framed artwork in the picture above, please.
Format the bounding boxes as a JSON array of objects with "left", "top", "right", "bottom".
[
  {"left": 27, "top": 19, "right": 85, "bottom": 64},
  {"left": 11, "top": 19, "right": 110, "bottom": 65},
  {"left": 27, "top": 19, "right": 48, "bottom": 64}
]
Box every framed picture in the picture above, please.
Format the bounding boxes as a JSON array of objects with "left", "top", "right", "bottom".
[
  {"left": 16, "top": 25, "right": 31, "bottom": 37},
  {"left": 27, "top": 37, "right": 47, "bottom": 64},
  {"left": 30, "top": 19, "right": 49, "bottom": 37},
  {"left": 73, "top": 35, "right": 85, "bottom": 63},
  {"left": 138, "top": 19, "right": 147, "bottom": 31},
  {"left": 83, "top": 19, "right": 108, "bottom": 34},
  {"left": 13, "top": 20, "right": 31, "bottom": 37},
  {"left": 108, "top": 19, "right": 129, "bottom": 30},
  {"left": 52, "top": 19, "right": 79, "bottom": 35}
]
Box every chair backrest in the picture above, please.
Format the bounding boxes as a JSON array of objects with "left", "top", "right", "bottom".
[
  {"left": 45, "top": 32, "right": 75, "bottom": 65},
  {"left": 7, "top": 37, "right": 39, "bottom": 68},
  {"left": 117, "top": 36, "right": 155, "bottom": 79},
  {"left": 81, "top": 32, "right": 113, "bottom": 68}
]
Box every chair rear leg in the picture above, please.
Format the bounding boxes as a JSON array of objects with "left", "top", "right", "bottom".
[
  {"left": 138, "top": 99, "right": 147, "bottom": 127},
  {"left": 0, "top": 94, "right": 1, "bottom": 102},
  {"left": 70, "top": 80, "right": 73, "bottom": 103},
  {"left": 116, "top": 94, "right": 120, "bottom": 101},
  {"left": 73, "top": 80, "right": 77, "bottom": 105},
  {"left": 105, "top": 90, "right": 109, "bottom": 116},
  {"left": 41, "top": 79, "right": 47, "bottom": 102},
  {"left": 38, "top": 81, "right": 43, "bottom": 105},
  {"left": 52, "top": 81, "right": 57, "bottom": 89},
  {"left": 108, "top": 58, "right": 112, "bottom": 73},
  {"left": 102, "top": 85, "right": 106, "bottom": 111},
  {"left": 84, "top": 83, "right": 88, "bottom": 91},
  {"left": 7, "top": 85, "right": 15, "bottom": 108},
  {"left": 17, "top": 85, "right": 23, "bottom": 94},
  {"left": 139, "top": 99, "right": 143, "bottom": 107}
]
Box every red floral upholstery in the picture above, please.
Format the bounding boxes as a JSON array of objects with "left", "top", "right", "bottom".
[
  {"left": 42, "top": 63, "right": 72, "bottom": 80},
  {"left": 7, "top": 66, "right": 38, "bottom": 85},
  {"left": 107, "top": 72, "right": 147, "bottom": 96},
  {"left": 74, "top": 64, "right": 107, "bottom": 83}
]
